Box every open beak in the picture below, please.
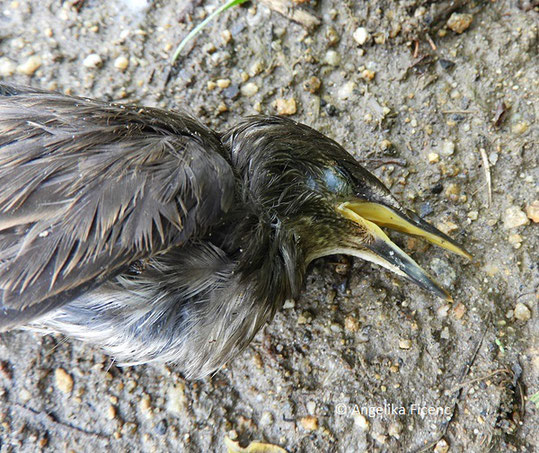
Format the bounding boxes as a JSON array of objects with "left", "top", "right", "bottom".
[{"left": 336, "top": 201, "right": 472, "bottom": 301}]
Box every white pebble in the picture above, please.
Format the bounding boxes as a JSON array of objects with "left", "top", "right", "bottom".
[
  {"left": 324, "top": 50, "right": 341, "bottom": 66},
  {"left": 441, "top": 140, "right": 455, "bottom": 156},
  {"left": 514, "top": 303, "right": 531, "bottom": 321},
  {"left": 399, "top": 339, "right": 412, "bottom": 349},
  {"left": 503, "top": 206, "right": 529, "bottom": 229},
  {"left": 337, "top": 81, "right": 356, "bottom": 100},
  {"left": 241, "top": 82, "right": 258, "bottom": 97},
  {"left": 0, "top": 57, "right": 16, "bottom": 76},
  {"left": 83, "top": 53, "right": 103, "bottom": 68},
  {"left": 354, "top": 413, "right": 369, "bottom": 430},
  {"left": 17, "top": 55, "right": 42, "bottom": 75},
  {"left": 114, "top": 55, "right": 129, "bottom": 71},
  {"left": 353, "top": 27, "right": 370, "bottom": 45}
]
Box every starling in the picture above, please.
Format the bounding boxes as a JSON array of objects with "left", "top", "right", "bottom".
[{"left": 0, "top": 84, "right": 471, "bottom": 378}]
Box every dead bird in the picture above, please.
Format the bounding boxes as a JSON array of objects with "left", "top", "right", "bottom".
[{"left": 0, "top": 84, "right": 471, "bottom": 378}]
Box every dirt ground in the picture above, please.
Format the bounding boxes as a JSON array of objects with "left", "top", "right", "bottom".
[{"left": 0, "top": 0, "right": 537, "bottom": 452}]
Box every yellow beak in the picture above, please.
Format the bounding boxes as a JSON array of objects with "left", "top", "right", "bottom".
[{"left": 336, "top": 201, "right": 472, "bottom": 301}]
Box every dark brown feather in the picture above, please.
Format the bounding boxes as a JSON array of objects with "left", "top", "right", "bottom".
[{"left": 0, "top": 85, "right": 234, "bottom": 323}]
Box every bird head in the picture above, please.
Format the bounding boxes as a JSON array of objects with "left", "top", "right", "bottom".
[{"left": 223, "top": 116, "right": 471, "bottom": 301}]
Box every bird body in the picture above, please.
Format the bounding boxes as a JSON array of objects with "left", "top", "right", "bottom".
[{"left": 0, "top": 84, "right": 470, "bottom": 378}]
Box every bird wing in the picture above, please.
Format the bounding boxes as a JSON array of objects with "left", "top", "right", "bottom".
[{"left": 0, "top": 85, "right": 234, "bottom": 327}]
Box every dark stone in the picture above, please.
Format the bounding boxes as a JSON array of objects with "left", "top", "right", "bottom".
[
  {"left": 223, "top": 84, "right": 239, "bottom": 99},
  {"left": 155, "top": 419, "right": 168, "bottom": 435},
  {"left": 439, "top": 59, "right": 455, "bottom": 70}
]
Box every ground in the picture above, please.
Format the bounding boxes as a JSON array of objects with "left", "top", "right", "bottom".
[{"left": 0, "top": 0, "right": 537, "bottom": 452}]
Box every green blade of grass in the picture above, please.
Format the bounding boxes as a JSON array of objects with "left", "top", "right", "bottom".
[{"left": 171, "top": 0, "right": 249, "bottom": 64}]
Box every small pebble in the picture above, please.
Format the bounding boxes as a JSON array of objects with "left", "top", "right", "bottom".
[
  {"left": 248, "top": 60, "right": 264, "bottom": 77},
  {"left": 353, "top": 27, "right": 370, "bottom": 45},
  {"left": 514, "top": 303, "right": 531, "bottom": 322},
  {"left": 283, "top": 299, "right": 295, "bottom": 309},
  {"left": 354, "top": 413, "right": 369, "bottom": 430},
  {"left": 17, "top": 55, "right": 42, "bottom": 75},
  {"left": 306, "top": 401, "right": 316, "bottom": 414},
  {"left": 154, "top": 419, "right": 168, "bottom": 435},
  {"left": 441, "top": 140, "right": 455, "bottom": 156},
  {"left": 512, "top": 122, "right": 529, "bottom": 135},
  {"left": 388, "top": 422, "right": 402, "bottom": 439},
  {"left": 107, "top": 405, "right": 117, "bottom": 420},
  {"left": 439, "top": 59, "right": 455, "bottom": 70},
  {"left": 299, "top": 415, "right": 318, "bottom": 431},
  {"left": 207, "top": 81, "right": 217, "bottom": 91},
  {"left": 452, "top": 303, "right": 466, "bottom": 319},
  {"left": 113, "top": 56, "right": 129, "bottom": 71},
  {"left": 437, "top": 305, "right": 450, "bottom": 318},
  {"left": 503, "top": 206, "right": 529, "bottom": 229},
  {"left": 508, "top": 233, "right": 522, "bottom": 249},
  {"left": 361, "top": 69, "right": 375, "bottom": 81},
  {"left": 55, "top": 368, "right": 74, "bottom": 393},
  {"left": 434, "top": 438, "right": 450, "bottom": 453},
  {"left": 445, "top": 183, "right": 460, "bottom": 201},
  {"left": 221, "top": 29, "right": 232, "bottom": 44},
  {"left": 430, "top": 257, "right": 457, "bottom": 287},
  {"left": 216, "top": 78, "right": 231, "bottom": 89},
  {"left": 274, "top": 98, "right": 297, "bottom": 115},
  {"left": 0, "top": 58, "right": 16, "bottom": 76},
  {"left": 202, "top": 43, "right": 216, "bottom": 54},
  {"left": 19, "top": 388, "right": 32, "bottom": 403},
  {"left": 223, "top": 84, "right": 239, "bottom": 99},
  {"left": 337, "top": 81, "right": 356, "bottom": 100},
  {"left": 525, "top": 200, "right": 539, "bottom": 222},
  {"left": 467, "top": 210, "right": 478, "bottom": 221},
  {"left": 380, "top": 139, "right": 392, "bottom": 151},
  {"left": 436, "top": 220, "right": 459, "bottom": 234},
  {"left": 325, "top": 26, "right": 339, "bottom": 46},
  {"left": 140, "top": 394, "right": 151, "bottom": 412},
  {"left": 167, "top": 383, "right": 187, "bottom": 414},
  {"left": 240, "top": 82, "right": 258, "bottom": 97},
  {"left": 217, "top": 102, "right": 228, "bottom": 114},
  {"left": 303, "top": 76, "right": 321, "bottom": 94},
  {"left": 344, "top": 316, "right": 359, "bottom": 332},
  {"left": 399, "top": 339, "right": 412, "bottom": 350},
  {"left": 375, "top": 434, "right": 387, "bottom": 444},
  {"left": 82, "top": 53, "right": 103, "bottom": 68},
  {"left": 260, "top": 411, "right": 274, "bottom": 425},
  {"left": 324, "top": 50, "right": 341, "bottom": 66},
  {"left": 428, "top": 153, "right": 440, "bottom": 164},
  {"left": 447, "top": 13, "right": 473, "bottom": 34}
]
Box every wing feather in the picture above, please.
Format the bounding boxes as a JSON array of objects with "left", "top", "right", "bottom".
[{"left": 0, "top": 84, "right": 234, "bottom": 327}]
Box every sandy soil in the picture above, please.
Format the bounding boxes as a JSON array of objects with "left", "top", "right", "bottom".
[{"left": 0, "top": 0, "right": 537, "bottom": 451}]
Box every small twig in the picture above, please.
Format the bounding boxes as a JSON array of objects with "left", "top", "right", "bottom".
[
  {"left": 450, "top": 368, "right": 512, "bottom": 392},
  {"left": 479, "top": 147, "right": 492, "bottom": 208},
  {"left": 441, "top": 110, "right": 479, "bottom": 114},
  {"left": 364, "top": 158, "right": 408, "bottom": 168},
  {"left": 425, "top": 33, "right": 437, "bottom": 51},
  {"left": 260, "top": 0, "right": 320, "bottom": 30},
  {"left": 13, "top": 403, "right": 109, "bottom": 440}
]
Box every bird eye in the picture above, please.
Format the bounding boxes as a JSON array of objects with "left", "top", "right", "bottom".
[{"left": 322, "top": 167, "right": 348, "bottom": 193}]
